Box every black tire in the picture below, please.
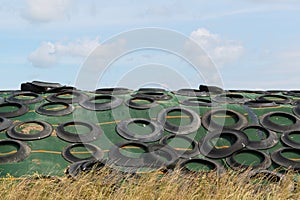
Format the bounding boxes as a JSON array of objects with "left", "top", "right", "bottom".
[
  {"left": 180, "top": 98, "right": 215, "bottom": 107},
  {"left": 256, "top": 95, "right": 292, "bottom": 104},
  {"left": 62, "top": 143, "right": 104, "bottom": 163},
  {"left": 6, "top": 91, "right": 44, "bottom": 104},
  {"left": 56, "top": 121, "right": 103, "bottom": 143},
  {"left": 36, "top": 102, "right": 74, "bottom": 116},
  {"left": 174, "top": 89, "right": 208, "bottom": 97},
  {"left": 95, "top": 87, "right": 132, "bottom": 95},
  {"left": 7, "top": 120, "right": 53, "bottom": 141},
  {"left": 244, "top": 100, "right": 278, "bottom": 108},
  {"left": 46, "top": 90, "right": 88, "bottom": 104},
  {"left": 271, "top": 147, "right": 300, "bottom": 170},
  {"left": 108, "top": 141, "right": 149, "bottom": 167},
  {"left": 132, "top": 89, "right": 172, "bottom": 101},
  {"left": 283, "top": 90, "right": 300, "bottom": 97},
  {"left": 199, "top": 85, "right": 223, "bottom": 94},
  {"left": 160, "top": 135, "right": 200, "bottom": 159},
  {"left": 116, "top": 118, "right": 164, "bottom": 142},
  {"left": 260, "top": 111, "right": 300, "bottom": 132},
  {"left": 125, "top": 97, "right": 158, "bottom": 110},
  {"left": 0, "top": 102, "right": 29, "bottom": 118},
  {"left": 0, "top": 139, "right": 31, "bottom": 164},
  {"left": 292, "top": 105, "right": 300, "bottom": 118},
  {"left": 226, "top": 149, "right": 272, "bottom": 170},
  {"left": 79, "top": 95, "right": 123, "bottom": 111},
  {"left": 157, "top": 106, "right": 201, "bottom": 135},
  {"left": 202, "top": 109, "right": 248, "bottom": 131},
  {"left": 199, "top": 129, "right": 249, "bottom": 159},
  {"left": 145, "top": 144, "right": 179, "bottom": 169},
  {"left": 212, "top": 93, "right": 249, "bottom": 104},
  {"left": 0, "top": 116, "right": 12, "bottom": 131},
  {"left": 281, "top": 130, "right": 300, "bottom": 149},
  {"left": 241, "top": 125, "right": 278, "bottom": 150}
]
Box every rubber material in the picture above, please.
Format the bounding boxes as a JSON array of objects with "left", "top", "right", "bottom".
[
  {"left": 226, "top": 149, "right": 272, "bottom": 170},
  {"left": 65, "top": 159, "right": 105, "bottom": 177},
  {"left": 138, "top": 88, "right": 166, "bottom": 92},
  {"left": 281, "top": 130, "right": 300, "bottom": 149},
  {"left": 56, "top": 121, "right": 103, "bottom": 143},
  {"left": 31, "top": 81, "right": 62, "bottom": 88},
  {"left": 7, "top": 120, "right": 53, "bottom": 141},
  {"left": 260, "top": 111, "right": 300, "bottom": 132},
  {"left": 199, "top": 129, "right": 249, "bottom": 159},
  {"left": 21, "top": 82, "right": 49, "bottom": 93},
  {"left": 125, "top": 97, "right": 158, "bottom": 110},
  {"left": 62, "top": 143, "right": 104, "bottom": 163},
  {"left": 0, "top": 116, "right": 12, "bottom": 131},
  {"left": 0, "top": 102, "right": 29, "bottom": 118},
  {"left": 47, "top": 86, "right": 77, "bottom": 93},
  {"left": 201, "top": 109, "right": 248, "bottom": 131},
  {"left": 95, "top": 87, "right": 132, "bottom": 95},
  {"left": 241, "top": 125, "right": 278, "bottom": 150},
  {"left": 160, "top": 135, "right": 200, "bottom": 159},
  {"left": 0, "top": 97, "right": 4, "bottom": 104},
  {"left": 271, "top": 147, "right": 300, "bottom": 170},
  {"left": 228, "top": 90, "right": 266, "bottom": 94},
  {"left": 0, "top": 139, "right": 31, "bottom": 164},
  {"left": 213, "top": 93, "right": 249, "bottom": 104},
  {"left": 199, "top": 85, "right": 223, "bottom": 94},
  {"left": 80, "top": 95, "right": 123, "bottom": 111},
  {"left": 108, "top": 141, "right": 149, "bottom": 167},
  {"left": 174, "top": 89, "right": 208, "bottom": 97},
  {"left": 132, "top": 92, "right": 172, "bottom": 101},
  {"left": 36, "top": 102, "right": 74, "bottom": 116},
  {"left": 292, "top": 105, "right": 300, "bottom": 118},
  {"left": 283, "top": 90, "right": 300, "bottom": 97},
  {"left": 145, "top": 144, "right": 179, "bottom": 168},
  {"left": 244, "top": 100, "right": 278, "bottom": 108},
  {"left": 256, "top": 95, "right": 292, "bottom": 104},
  {"left": 46, "top": 90, "right": 88, "bottom": 104},
  {"left": 116, "top": 118, "right": 164, "bottom": 142},
  {"left": 6, "top": 91, "right": 44, "bottom": 104},
  {"left": 179, "top": 158, "right": 225, "bottom": 175},
  {"left": 157, "top": 106, "right": 201, "bottom": 135},
  {"left": 180, "top": 98, "right": 215, "bottom": 107}
]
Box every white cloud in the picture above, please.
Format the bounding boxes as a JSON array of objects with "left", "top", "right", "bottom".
[
  {"left": 28, "top": 37, "right": 100, "bottom": 68},
  {"left": 22, "top": 0, "right": 73, "bottom": 23},
  {"left": 190, "top": 28, "right": 244, "bottom": 67}
]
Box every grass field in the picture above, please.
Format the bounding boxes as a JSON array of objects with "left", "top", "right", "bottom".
[{"left": 0, "top": 167, "right": 299, "bottom": 200}]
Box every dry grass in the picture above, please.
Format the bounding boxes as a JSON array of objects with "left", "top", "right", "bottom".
[{"left": 0, "top": 168, "right": 299, "bottom": 200}]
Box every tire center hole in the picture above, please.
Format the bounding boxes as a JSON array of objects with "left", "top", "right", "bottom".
[
  {"left": 211, "top": 112, "right": 238, "bottom": 126},
  {"left": 166, "top": 110, "right": 192, "bottom": 126},
  {"left": 210, "top": 134, "right": 237, "bottom": 149},
  {"left": 120, "top": 145, "right": 146, "bottom": 158},
  {"left": 70, "top": 146, "right": 94, "bottom": 159},
  {"left": 269, "top": 115, "right": 295, "bottom": 126},
  {"left": 0, "top": 143, "right": 19, "bottom": 156},
  {"left": 17, "top": 123, "right": 43, "bottom": 135},
  {"left": 127, "top": 121, "right": 153, "bottom": 135},
  {"left": 43, "top": 104, "right": 68, "bottom": 111},
  {"left": 185, "top": 161, "right": 216, "bottom": 172},
  {"left": 64, "top": 124, "right": 91, "bottom": 135},
  {"left": 233, "top": 151, "right": 264, "bottom": 166}
]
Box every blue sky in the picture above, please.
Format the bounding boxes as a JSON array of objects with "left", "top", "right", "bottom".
[{"left": 1, "top": 0, "right": 300, "bottom": 90}]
